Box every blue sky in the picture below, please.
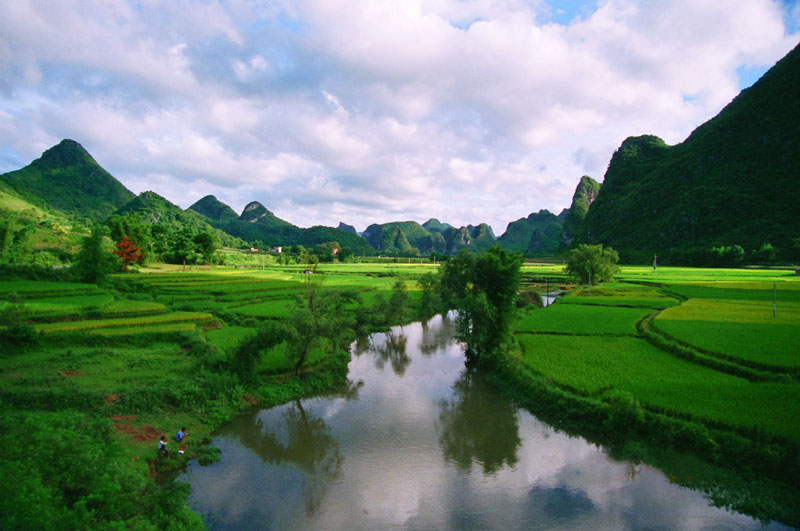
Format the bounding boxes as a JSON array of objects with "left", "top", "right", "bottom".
[{"left": 1, "top": 0, "right": 797, "bottom": 234}]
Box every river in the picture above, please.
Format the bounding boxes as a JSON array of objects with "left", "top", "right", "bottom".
[{"left": 181, "top": 313, "right": 787, "bottom": 530}]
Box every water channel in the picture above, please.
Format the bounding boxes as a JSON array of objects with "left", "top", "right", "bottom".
[{"left": 181, "top": 314, "right": 786, "bottom": 530}]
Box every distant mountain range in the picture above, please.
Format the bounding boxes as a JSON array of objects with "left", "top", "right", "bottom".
[
  {"left": 2, "top": 44, "right": 797, "bottom": 262},
  {"left": 0, "top": 139, "right": 577, "bottom": 256}
]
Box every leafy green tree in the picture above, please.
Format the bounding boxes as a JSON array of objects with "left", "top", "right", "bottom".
[
  {"left": 312, "top": 242, "right": 336, "bottom": 262},
  {"left": 752, "top": 242, "right": 777, "bottom": 263},
  {"left": 193, "top": 232, "right": 218, "bottom": 263},
  {"left": 791, "top": 237, "right": 800, "bottom": 262},
  {"left": 0, "top": 214, "right": 32, "bottom": 265},
  {"left": 233, "top": 277, "right": 357, "bottom": 378},
  {"left": 167, "top": 228, "right": 200, "bottom": 268},
  {"left": 230, "top": 321, "right": 288, "bottom": 382},
  {"left": 73, "top": 224, "right": 115, "bottom": 284},
  {"left": 284, "top": 281, "right": 354, "bottom": 375},
  {"left": 709, "top": 244, "right": 745, "bottom": 267},
  {"left": 388, "top": 279, "right": 410, "bottom": 322},
  {"left": 0, "top": 295, "right": 38, "bottom": 351},
  {"left": 439, "top": 247, "right": 523, "bottom": 366},
  {"left": 418, "top": 272, "right": 442, "bottom": 316},
  {"left": 149, "top": 224, "right": 167, "bottom": 256},
  {"left": 516, "top": 287, "right": 543, "bottom": 308},
  {"left": 337, "top": 247, "right": 354, "bottom": 262},
  {"left": 565, "top": 243, "right": 619, "bottom": 285}
]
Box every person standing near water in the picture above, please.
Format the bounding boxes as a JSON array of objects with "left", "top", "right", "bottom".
[
  {"left": 158, "top": 436, "right": 169, "bottom": 457},
  {"left": 175, "top": 427, "right": 188, "bottom": 443}
]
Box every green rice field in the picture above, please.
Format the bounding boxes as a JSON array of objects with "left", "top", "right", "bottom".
[{"left": 514, "top": 265, "right": 800, "bottom": 445}]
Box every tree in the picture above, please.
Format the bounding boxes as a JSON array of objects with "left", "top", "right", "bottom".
[
  {"left": 284, "top": 280, "right": 354, "bottom": 375},
  {"left": 752, "top": 242, "right": 777, "bottom": 264},
  {"left": 565, "top": 244, "right": 619, "bottom": 285},
  {"left": 0, "top": 214, "right": 32, "bottom": 265},
  {"left": 388, "top": 279, "right": 409, "bottom": 323},
  {"left": 337, "top": 247, "right": 354, "bottom": 262},
  {"left": 417, "top": 272, "right": 442, "bottom": 316},
  {"left": 0, "top": 295, "right": 38, "bottom": 351},
  {"left": 230, "top": 321, "right": 288, "bottom": 382},
  {"left": 313, "top": 241, "right": 340, "bottom": 262},
  {"left": 439, "top": 247, "right": 523, "bottom": 366},
  {"left": 167, "top": 228, "right": 200, "bottom": 268},
  {"left": 193, "top": 232, "right": 218, "bottom": 263},
  {"left": 107, "top": 213, "right": 151, "bottom": 264},
  {"left": 113, "top": 236, "right": 143, "bottom": 271},
  {"left": 73, "top": 224, "right": 115, "bottom": 284}
]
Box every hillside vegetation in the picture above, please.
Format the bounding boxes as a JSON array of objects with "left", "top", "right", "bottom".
[
  {"left": 0, "top": 140, "right": 135, "bottom": 222},
  {"left": 583, "top": 43, "right": 800, "bottom": 263}
]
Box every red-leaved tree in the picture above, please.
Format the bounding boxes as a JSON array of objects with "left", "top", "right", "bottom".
[{"left": 113, "top": 235, "right": 143, "bottom": 270}]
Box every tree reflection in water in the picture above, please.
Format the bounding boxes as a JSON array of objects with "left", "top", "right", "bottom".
[
  {"left": 371, "top": 329, "right": 411, "bottom": 376},
  {"left": 438, "top": 370, "right": 522, "bottom": 474},
  {"left": 419, "top": 313, "right": 456, "bottom": 357},
  {"left": 229, "top": 400, "right": 343, "bottom": 514}
]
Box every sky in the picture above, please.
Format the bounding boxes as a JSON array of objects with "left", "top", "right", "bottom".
[{"left": 1, "top": 1, "right": 798, "bottom": 235}]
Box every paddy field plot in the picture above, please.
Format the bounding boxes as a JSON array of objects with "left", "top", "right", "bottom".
[
  {"left": 654, "top": 298, "right": 800, "bottom": 370},
  {"left": 557, "top": 283, "right": 680, "bottom": 309},
  {"left": 515, "top": 303, "right": 652, "bottom": 335},
  {"left": 515, "top": 334, "right": 800, "bottom": 442}
]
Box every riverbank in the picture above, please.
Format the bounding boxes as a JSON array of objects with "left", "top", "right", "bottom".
[
  {"left": 0, "top": 264, "right": 431, "bottom": 529},
  {"left": 493, "top": 267, "right": 800, "bottom": 526}
]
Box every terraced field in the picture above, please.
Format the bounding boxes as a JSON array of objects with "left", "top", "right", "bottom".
[{"left": 513, "top": 266, "right": 800, "bottom": 444}]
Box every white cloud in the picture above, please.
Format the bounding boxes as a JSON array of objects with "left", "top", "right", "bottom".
[{"left": 0, "top": 0, "right": 796, "bottom": 234}]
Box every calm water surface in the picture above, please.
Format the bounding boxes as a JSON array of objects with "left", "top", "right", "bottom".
[{"left": 182, "top": 314, "right": 786, "bottom": 530}]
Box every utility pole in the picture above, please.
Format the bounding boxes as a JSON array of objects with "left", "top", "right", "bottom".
[
  {"left": 773, "top": 281, "right": 777, "bottom": 318},
  {"left": 545, "top": 276, "right": 549, "bottom": 308},
  {"left": 653, "top": 254, "right": 657, "bottom": 275}
]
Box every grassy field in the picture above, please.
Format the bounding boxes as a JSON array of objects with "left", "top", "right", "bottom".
[
  {"left": 1, "top": 261, "right": 443, "bottom": 528},
  {"left": 513, "top": 266, "right": 800, "bottom": 444}
]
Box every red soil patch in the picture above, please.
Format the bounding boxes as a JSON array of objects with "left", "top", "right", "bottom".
[
  {"left": 137, "top": 426, "right": 161, "bottom": 442},
  {"left": 3, "top": 373, "right": 22, "bottom": 378},
  {"left": 59, "top": 370, "right": 86, "bottom": 377},
  {"left": 105, "top": 393, "right": 120, "bottom": 405},
  {"left": 244, "top": 393, "right": 259, "bottom": 406},
  {"left": 111, "top": 414, "right": 136, "bottom": 421},
  {"left": 113, "top": 423, "right": 162, "bottom": 442},
  {"left": 199, "top": 320, "right": 223, "bottom": 331},
  {"left": 114, "top": 423, "right": 137, "bottom": 435}
]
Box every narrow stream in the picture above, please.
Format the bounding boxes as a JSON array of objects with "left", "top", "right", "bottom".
[{"left": 181, "top": 314, "right": 786, "bottom": 530}]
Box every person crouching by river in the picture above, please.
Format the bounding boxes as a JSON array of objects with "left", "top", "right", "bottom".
[
  {"left": 175, "top": 427, "right": 187, "bottom": 443},
  {"left": 158, "top": 436, "right": 169, "bottom": 458}
]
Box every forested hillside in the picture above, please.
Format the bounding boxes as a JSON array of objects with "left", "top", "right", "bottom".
[
  {"left": 498, "top": 209, "right": 565, "bottom": 255},
  {"left": 583, "top": 43, "right": 800, "bottom": 263},
  {"left": 0, "top": 140, "right": 135, "bottom": 221}
]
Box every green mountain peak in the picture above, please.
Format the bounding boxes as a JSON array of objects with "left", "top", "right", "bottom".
[
  {"left": 189, "top": 195, "right": 239, "bottom": 222},
  {"left": 0, "top": 139, "right": 135, "bottom": 220}
]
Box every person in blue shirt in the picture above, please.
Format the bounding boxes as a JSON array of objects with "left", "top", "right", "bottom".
[{"left": 175, "top": 427, "right": 188, "bottom": 443}]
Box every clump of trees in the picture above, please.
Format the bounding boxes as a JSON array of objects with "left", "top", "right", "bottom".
[
  {"left": 73, "top": 224, "right": 117, "bottom": 284},
  {"left": 565, "top": 243, "right": 619, "bottom": 285},
  {"left": 0, "top": 295, "right": 38, "bottom": 350},
  {"left": 439, "top": 247, "right": 523, "bottom": 367},
  {"left": 231, "top": 275, "right": 358, "bottom": 380}
]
